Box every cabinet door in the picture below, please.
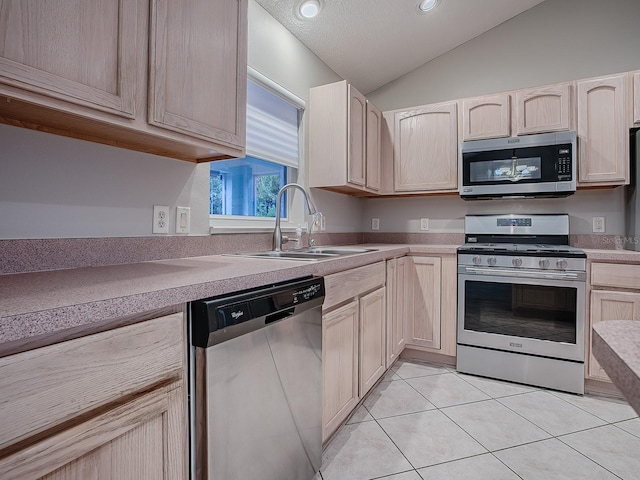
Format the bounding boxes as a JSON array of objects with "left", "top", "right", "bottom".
[
  {"left": 386, "top": 258, "right": 407, "bottom": 367},
  {"left": 149, "top": 0, "right": 247, "bottom": 148},
  {"left": 359, "top": 287, "right": 386, "bottom": 396},
  {"left": 394, "top": 102, "right": 458, "bottom": 192},
  {"left": 577, "top": 74, "right": 628, "bottom": 185},
  {"left": 322, "top": 300, "right": 359, "bottom": 442},
  {"left": 0, "top": 0, "right": 138, "bottom": 118},
  {"left": 366, "top": 100, "right": 382, "bottom": 191},
  {"left": 515, "top": 84, "right": 572, "bottom": 135},
  {"left": 348, "top": 84, "right": 367, "bottom": 187},
  {"left": 406, "top": 257, "right": 442, "bottom": 349},
  {"left": 0, "top": 383, "right": 186, "bottom": 480},
  {"left": 589, "top": 290, "right": 640, "bottom": 381},
  {"left": 461, "top": 94, "right": 510, "bottom": 141},
  {"left": 633, "top": 71, "right": 640, "bottom": 125}
]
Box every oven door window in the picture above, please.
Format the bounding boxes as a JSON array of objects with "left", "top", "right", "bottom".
[{"left": 464, "top": 281, "right": 577, "bottom": 344}]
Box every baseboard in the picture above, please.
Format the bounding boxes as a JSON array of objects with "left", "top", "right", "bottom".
[
  {"left": 585, "top": 378, "right": 624, "bottom": 399},
  {"left": 400, "top": 347, "right": 456, "bottom": 367}
]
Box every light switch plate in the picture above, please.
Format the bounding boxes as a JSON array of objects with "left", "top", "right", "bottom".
[{"left": 176, "top": 206, "right": 190, "bottom": 234}]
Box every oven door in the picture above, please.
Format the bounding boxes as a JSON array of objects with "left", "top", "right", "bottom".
[{"left": 457, "top": 267, "right": 585, "bottom": 362}]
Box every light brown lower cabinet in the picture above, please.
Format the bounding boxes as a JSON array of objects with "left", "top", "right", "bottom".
[
  {"left": 0, "top": 313, "right": 187, "bottom": 480},
  {"left": 588, "top": 290, "right": 640, "bottom": 381},
  {"left": 588, "top": 262, "right": 640, "bottom": 382},
  {"left": 359, "top": 287, "right": 386, "bottom": 396},
  {"left": 322, "top": 262, "right": 386, "bottom": 443},
  {"left": 403, "top": 255, "right": 457, "bottom": 358},
  {"left": 385, "top": 257, "right": 407, "bottom": 367},
  {"left": 322, "top": 300, "right": 359, "bottom": 442}
]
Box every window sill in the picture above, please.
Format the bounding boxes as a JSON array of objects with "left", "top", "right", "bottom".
[{"left": 209, "top": 216, "right": 300, "bottom": 235}]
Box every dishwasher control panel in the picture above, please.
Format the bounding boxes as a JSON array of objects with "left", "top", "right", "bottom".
[{"left": 190, "top": 276, "right": 325, "bottom": 348}]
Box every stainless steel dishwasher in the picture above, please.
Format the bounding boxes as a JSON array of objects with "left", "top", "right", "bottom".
[{"left": 188, "top": 276, "right": 325, "bottom": 480}]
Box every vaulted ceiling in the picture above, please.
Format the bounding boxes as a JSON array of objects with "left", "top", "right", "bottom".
[{"left": 255, "top": 0, "right": 545, "bottom": 95}]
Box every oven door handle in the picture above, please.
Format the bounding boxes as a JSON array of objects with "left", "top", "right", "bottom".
[{"left": 462, "top": 266, "right": 582, "bottom": 281}]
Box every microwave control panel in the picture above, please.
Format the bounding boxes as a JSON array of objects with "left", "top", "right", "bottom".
[{"left": 557, "top": 148, "right": 572, "bottom": 180}]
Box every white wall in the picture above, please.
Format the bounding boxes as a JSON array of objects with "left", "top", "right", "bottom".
[
  {"left": 0, "top": 126, "right": 209, "bottom": 239},
  {"left": 364, "top": 189, "right": 625, "bottom": 235},
  {"left": 368, "top": 0, "right": 640, "bottom": 110},
  {"left": 247, "top": 1, "right": 364, "bottom": 233},
  {"left": 364, "top": 0, "right": 640, "bottom": 236},
  {"left": 0, "top": 0, "right": 361, "bottom": 240}
]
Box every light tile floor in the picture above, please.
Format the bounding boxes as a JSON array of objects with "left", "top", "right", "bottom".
[{"left": 319, "top": 359, "right": 640, "bottom": 480}]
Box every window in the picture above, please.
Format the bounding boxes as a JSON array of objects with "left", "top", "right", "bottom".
[{"left": 210, "top": 71, "right": 303, "bottom": 221}]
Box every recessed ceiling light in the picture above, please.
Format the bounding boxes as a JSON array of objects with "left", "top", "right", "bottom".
[
  {"left": 418, "top": 0, "right": 440, "bottom": 13},
  {"left": 298, "top": 0, "right": 321, "bottom": 19}
]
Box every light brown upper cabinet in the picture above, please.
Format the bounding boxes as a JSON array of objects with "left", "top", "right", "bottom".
[
  {"left": 0, "top": 0, "right": 138, "bottom": 119},
  {"left": 393, "top": 102, "right": 458, "bottom": 192},
  {"left": 632, "top": 71, "right": 640, "bottom": 125},
  {"left": 577, "top": 74, "right": 629, "bottom": 185},
  {"left": 309, "top": 81, "right": 381, "bottom": 195},
  {"left": 0, "top": 0, "right": 247, "bottom": 162},
  {"left": 515, "top": 83, "right": 573, "bottom": 135},
  {"left": 461, "top": 94, "right": 511, "bottom": 141},
  {"left": 461, "top": 85, "right": 573, "bottom": 141},
  {"left": 366, "top": 101, "right": 382, "bottom": 191},
  {"left": 149, "top": 0, "right": 247, "bottom": 149}
]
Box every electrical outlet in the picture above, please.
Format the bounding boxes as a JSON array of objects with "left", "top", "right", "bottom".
[
  {"left": 176, "top": 206, "right": 190, "bottom": 234},
  {"left": 420, "top": 218, "right": 429, "bottom": 231},
  {"left": 320, "top": 215, "right": 326, "bottom": 231},
  {"left": 153, "top": 205, "right": 169, "bottom": 234},
  {"left": 371, "top": 218, "right": 380, "bottom": 231},
  {"left": 592, "top": 216, "right": 605, "bottom": 233}
]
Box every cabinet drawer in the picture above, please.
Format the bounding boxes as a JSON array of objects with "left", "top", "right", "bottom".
[
  {"left": 324, "top": 262, "right": 385, "bottom": 310},
  {"left": 0, "top": 313, "right": 185, "bottom": 450},
  {"left": 591, "top": 263, "right": 640, "bottom": 290}
]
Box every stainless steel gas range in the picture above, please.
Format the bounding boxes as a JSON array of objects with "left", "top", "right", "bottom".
[{"left": 456, "top": 214, "right": 586, "bottom": 394}]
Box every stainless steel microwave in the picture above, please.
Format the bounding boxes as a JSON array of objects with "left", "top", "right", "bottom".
[{"left": 459, "top": 131, "right": 577, "bottom": 200}]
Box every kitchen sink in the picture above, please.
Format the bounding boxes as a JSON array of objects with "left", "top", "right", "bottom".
[
  {"left": 227, "top": 247, "right": 377, "bottom": 261},
  {"left": 301, "top": 247, "right": 377, "bottom": 255}
]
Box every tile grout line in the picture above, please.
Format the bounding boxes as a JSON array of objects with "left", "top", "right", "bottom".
[
  {"left": 324, "top": 359, "right": 637, "bottom": 480},
  {"left": 546, "top": 389, "right": 639, "bottom": 425},
  {"left": 611, "top": 420, "right": 640, "bottom": 440},
  {"left": 554, "top": 432, "right": 624, "bottom": 480},
  {"left": 364, "top": 398, "right": 422, "bottom": 476}
]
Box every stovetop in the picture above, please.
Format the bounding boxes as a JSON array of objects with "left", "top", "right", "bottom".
[{"left": 458, "top": 242, "right": 586, "bottom": 258}]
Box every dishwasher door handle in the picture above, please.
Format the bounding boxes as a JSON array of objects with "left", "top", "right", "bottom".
[{"left": 265, "top": 307, "right": 295, "bottom": 325}]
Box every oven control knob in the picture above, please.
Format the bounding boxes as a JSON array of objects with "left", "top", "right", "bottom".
[
  {"left": 472, "top": 255, "right": 482, "bottom": 265},
  {"left": 556, "top": 259, "right": 568, "bottom": 270},
  {"left": 539, "top": 258, "right": 550, "bottom": 269},
  {"left": 512, "top": 257, "right": 523, "bottom": 267},
  {"left": 487, "top": 256, "right": 497, "bottom": 266}
]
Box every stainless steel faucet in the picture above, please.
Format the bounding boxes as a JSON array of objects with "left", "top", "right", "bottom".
[{"left": 272, "top": 183, "right": 322, "bottom": 251}]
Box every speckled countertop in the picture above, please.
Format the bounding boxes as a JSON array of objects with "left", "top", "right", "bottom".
[
  {"left": 0, "top": 244, "right": 459, "bottom": 356},
  {"left": 593, "top": 321, "right": 640, "bottom": 415},
  {"left": 3, "top": 243, "right": 637, "bottom": 358}
]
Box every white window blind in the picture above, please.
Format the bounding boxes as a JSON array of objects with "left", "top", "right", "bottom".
[{"left": 245, "top": 75, "right": 302, "bottom": 169}]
